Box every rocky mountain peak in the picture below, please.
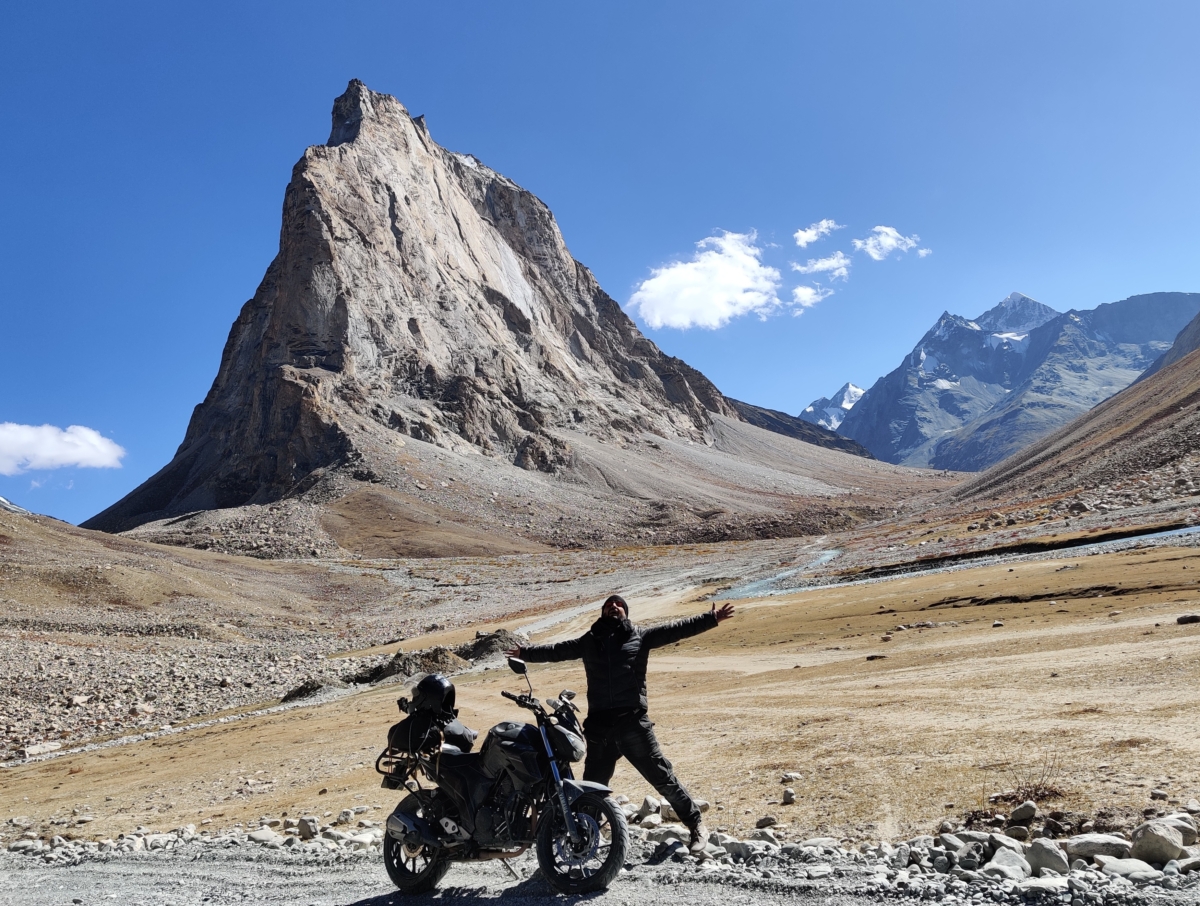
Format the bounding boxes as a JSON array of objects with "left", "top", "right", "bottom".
[
  {"left": 973, "top": 292, "right": 1058, "bottom": 334},
  {"left": 84, "top": 80, "right": 852, "bottom": 537},
  {"left": 799, "top": 383, "right": 864, "bottom": 432}
]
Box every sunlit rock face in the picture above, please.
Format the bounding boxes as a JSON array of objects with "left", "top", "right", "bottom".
[{"left": 86, "top": 80, "right": 742, "bottom": 531}]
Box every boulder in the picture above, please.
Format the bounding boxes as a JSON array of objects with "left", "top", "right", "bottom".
[
  {"left": 645, "top": 824, "right": 688, "bottom": 843},
  {"left": 635, "top": 796, "right": 660, "bottom": 821},
  {"left": 1027, "top": 838, "right": 1070, "bottom": 876},
  {"left": 800, "top": 836, "right": 840, "bottom": 848},
  {"left": 1161, "top": 813, "right": 1198, "bottom": 845},
  {"left": 1017, "top": 877, "right": 1069, "bottom": 894},
  {"left": 247, "top": 827, "right": 282, "bottom": 845},
  {"left": 1131, "top": 820, "right": 1186, "bottom": 863},
  {"left": 989, "top": 832, "right": 1026, "bottom": 856},
  {"left": 955, "top": 842, "right": 985, "bottom": 870},
  {"left": 981, "top": 846, "right": 1032, "bottom": 881},
  {"left": 1095, "top": 855, "right": 1161, "bottom": 880},
  {"left": 298, "top": 816, "right": 320, "bottom": 840},
  {"left": 1063, "top": 833, "right": 1132, "bottom": 861}
]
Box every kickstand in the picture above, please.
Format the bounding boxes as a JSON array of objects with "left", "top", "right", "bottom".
[{"left": 500, "top": 858, "right": 521, "bottom": 881}]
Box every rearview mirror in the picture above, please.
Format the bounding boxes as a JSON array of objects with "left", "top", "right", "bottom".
[
  {"left": 507, "top": 657, "right": 528, "bottom": 675},
  {"left": 560, "top": 689, "right": 576, "bottom": 701}
]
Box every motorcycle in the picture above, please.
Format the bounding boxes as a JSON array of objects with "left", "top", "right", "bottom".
[{"left": 375, "top": 657, "right": 629, "bottom": 895}]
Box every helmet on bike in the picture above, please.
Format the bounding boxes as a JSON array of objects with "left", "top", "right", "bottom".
[{"left": 412, "top": 673, "right": 456, "bottom": 715}]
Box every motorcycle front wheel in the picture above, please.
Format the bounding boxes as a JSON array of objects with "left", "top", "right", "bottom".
[
  {"left": 535, "top": 791, "right": 628, "bottom": 894},
  {"left": 382, "top": 793, "right": 450, "bottom": 894}
]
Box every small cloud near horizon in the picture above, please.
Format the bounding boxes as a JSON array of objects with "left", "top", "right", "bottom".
[
  {"left": 793, "top": 219, "right": 844, "bottom": 248},
  {"left": 627, "top": 231, "right": 783, "bottom": 329},
  {"left": 853, "top": 225, "right": 924, "bottom": 261},
  {"left": 0, "top": 423, "right": 126, "bottom": 476}
]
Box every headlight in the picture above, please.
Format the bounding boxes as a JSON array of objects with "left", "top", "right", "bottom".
[{"left": 550, "top": 725, "right": 586, "bottom": 762}]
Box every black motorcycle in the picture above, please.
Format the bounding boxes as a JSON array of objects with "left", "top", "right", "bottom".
[{"left": 375, "top": 657, "right": 629, "bottom": 895}]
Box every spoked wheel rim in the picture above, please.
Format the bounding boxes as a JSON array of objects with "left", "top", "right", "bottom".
[
  {"left": 394, "top": 837, "right": 435, "bottom": 875},
  {"left": 549, "top": 806, "right": 611, "bottom": 880}
]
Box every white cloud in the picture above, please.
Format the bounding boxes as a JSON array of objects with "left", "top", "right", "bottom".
[
  {"left": 628, "top": 231, "right": 783, "bottom": 329},
  {"left": 791, "top": 250, "right": 851, "bottom": 281},
  {"left": 918, "top": 248, "right": 932, "bottom": 258},
  {"left": 791, "top": 285, "right": 834, "bottom": 312},
  {"left": 0, "top": 423, "right": 126, "bottom": 476},
  {"left": 853, "top": 225, "right": 922, "bottom": 261},
  {"left": 793, "top": 219, "right": 844, "bottom": 248}
]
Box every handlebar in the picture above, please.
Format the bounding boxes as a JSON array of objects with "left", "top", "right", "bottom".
[{"left": 500, "top": 689, "right": 543, "bottom": 712}]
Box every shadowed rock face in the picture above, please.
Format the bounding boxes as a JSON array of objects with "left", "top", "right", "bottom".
[{"left": 85, "top": 81, "right": 746, "bottom": 533}]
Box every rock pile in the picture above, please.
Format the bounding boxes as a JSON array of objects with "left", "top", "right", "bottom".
[{"left": 5, "top": 805, "right": 389, "bottom": 866}]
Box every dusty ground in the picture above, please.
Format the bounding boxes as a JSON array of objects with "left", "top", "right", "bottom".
[{"left": 4, "top": 530, "right": 1199, "bottom": 849}]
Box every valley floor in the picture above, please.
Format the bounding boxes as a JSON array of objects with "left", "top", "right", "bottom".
[{"left": 4, "top": 533, "right": 1200, "bottom": 850}]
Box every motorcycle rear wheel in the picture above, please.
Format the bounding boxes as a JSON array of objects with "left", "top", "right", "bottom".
[
  {"left": 383, "top": 794, "right": 450, "bottom": 894},
  {"left": 535, "top": 791, "right": 628, "bottom": 894}
]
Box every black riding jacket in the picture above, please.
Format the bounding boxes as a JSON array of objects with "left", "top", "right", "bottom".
[{"left": 521, "top": 612, "right": 718, "bottom": 713}]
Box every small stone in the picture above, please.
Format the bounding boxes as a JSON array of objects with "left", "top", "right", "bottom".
[
  {"left": 1005, "top": 825, "right": 1029, "bottom": 841},
  {"left": 1010, "top": 800, "right": 1038, "bottom": 823},
  {"left": 640, "top": 813, "right": 662, "bottom": 829},
  {"left": 992, "top": 620, "right": 1004, "bottom": 628},
  {"left": 1151, "top": 789, "right": 1169, "bottom": 800},
  {"left": 749, "top": 828, "right": 778, "bottom": 844},
  {"left": 336, "top": 809, "right": 354, "bottom": 825},
  {"left": 755, "top": 815, "right": 777, "bottom": 829},
  {"left": 1186, "top": 798, "right": 1200, "bottom": 815},
  {"left": 1177, "top": 614, "right": 1200, "bottom": 624},
  {"left": 782, "top": 788, "right": 796, "bottom": 805}
]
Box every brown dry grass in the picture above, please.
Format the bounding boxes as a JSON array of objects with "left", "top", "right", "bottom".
[{"left": 4, "top": 542, "right": 1200, "bottom": 845}]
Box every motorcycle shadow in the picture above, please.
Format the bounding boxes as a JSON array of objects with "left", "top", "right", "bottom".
[{"left": 342, "top": 875, "right": 609, "bottom": 905}]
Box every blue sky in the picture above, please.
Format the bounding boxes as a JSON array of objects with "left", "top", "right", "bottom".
[{"left": 3, "top": 2, "right": 1199, "bottom": 523}]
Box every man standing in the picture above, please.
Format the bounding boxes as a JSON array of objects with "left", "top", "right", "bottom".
[{"left": 506, "top": 594, "right": 734, "bottom": 852}]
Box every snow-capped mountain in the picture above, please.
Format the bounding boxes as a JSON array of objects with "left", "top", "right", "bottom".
[
  {"left": 799, "top": 382, "right": 865, "bottom": 431},
  {"left": 836, "top": 292, "right": 1200, "bottom": 470}
]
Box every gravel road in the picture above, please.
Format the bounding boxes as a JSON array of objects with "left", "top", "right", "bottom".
[
  {"left": 5, "top": 846, "right": 1199, "bottom": 906},
  {"left": 0, "top": 850, "right": 882, "bottom": 906}
]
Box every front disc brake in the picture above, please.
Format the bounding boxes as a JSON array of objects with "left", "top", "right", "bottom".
[{"left": 553, "top": 812, "right": 601, "bottom": 868}]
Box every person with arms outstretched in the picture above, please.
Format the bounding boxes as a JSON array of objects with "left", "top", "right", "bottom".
[{"left": 505, "top": 593, "right": 734, "bottom": 852}]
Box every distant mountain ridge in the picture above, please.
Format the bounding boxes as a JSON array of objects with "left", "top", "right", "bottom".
[{"left": 833, "top": 291, "right": 1200, "bottom": 471}]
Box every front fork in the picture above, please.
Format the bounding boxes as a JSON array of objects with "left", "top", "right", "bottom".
[{"left": 540, "top": 725, "right": 581, "bottom": 843}]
